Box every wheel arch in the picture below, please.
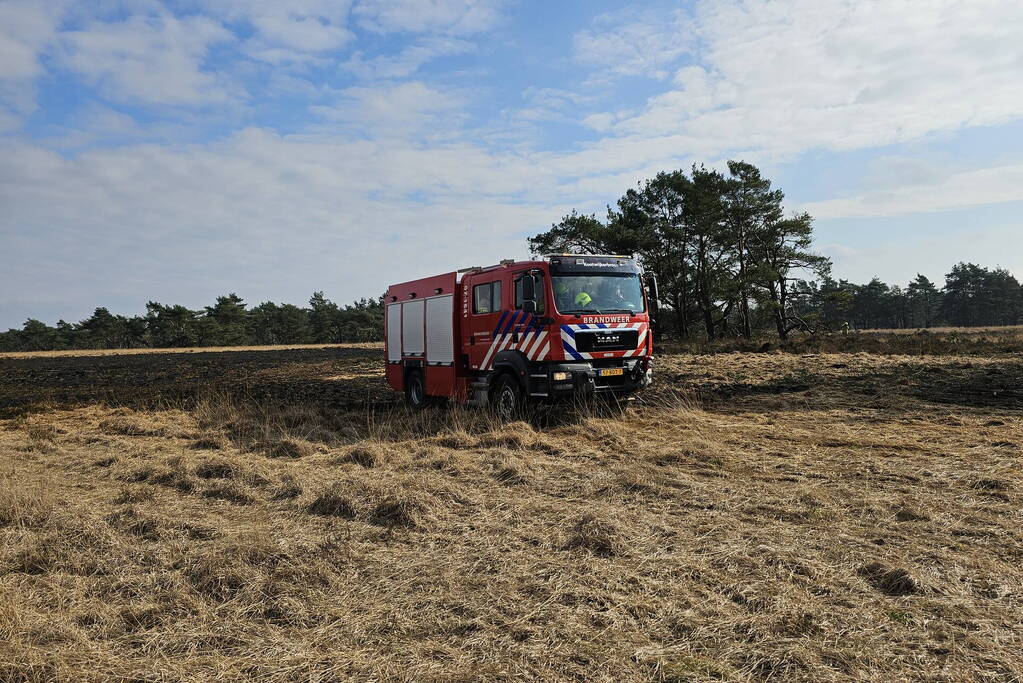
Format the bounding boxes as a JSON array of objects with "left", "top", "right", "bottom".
[
  {"left": 491, "top": 349, "right": 530, "bottom": 392},
  {"left": 403, "top": 361, "right": 425, "bottom": 385}
]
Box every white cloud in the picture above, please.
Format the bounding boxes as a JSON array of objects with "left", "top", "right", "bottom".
[
  {"left": 311, "top": 81, "right": 466, "bottom": 137},
  {"left": 344, "top": 37, "right": 473, "bottom": 79},
  {"left": 197, "top": 0, "right": 355, "bottom": 62},
  {"left": 581, "top": 112, "right": 615, "bottom": 133},
  {"left": 583, "top": 0, "right": 1023, "bottom": 164},
  {"left": 59, "top": 13, "right": 234, "bottom": 106},
  {"left": 0, "top": 0, "right": 69, "bottom": 127},
  {"left": 511, "top": 87, "right": 594, "bottom": 124},
  {"left": 802, "top": 163, "right": 1023, "bottom": 219},
  {"left": 0, "top": 0, "right": 64, "bottom": 80},
  {"left": 353, "top": 0, "right": 505, "bottom": 35},
  {"left": 574, "top": 8, "right": 691, "bottom": 80}
]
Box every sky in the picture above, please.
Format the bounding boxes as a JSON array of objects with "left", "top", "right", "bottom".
[{"left": 2, "top": 0, "right": 1023, "bottom": 329}]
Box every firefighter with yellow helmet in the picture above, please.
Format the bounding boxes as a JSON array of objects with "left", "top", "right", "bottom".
[{"left": 555, "top": 279, "right": 593, "bottom": 310}]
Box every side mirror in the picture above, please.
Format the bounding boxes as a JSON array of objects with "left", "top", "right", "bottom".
[
  {"left": 522, "top": 300, "right": 537, "bottom": 314},
  {"left": 521, "top": 273, "right": 536, "bottom": 302},
  {"left": 645, "top": 274, "right": 659, "bottom": 307},
  {"left": 645, "top": 274, "right": 661, "bottom": 342}
]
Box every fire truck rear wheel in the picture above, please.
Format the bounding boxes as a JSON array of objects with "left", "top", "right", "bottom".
[
  {"left": 492, "top": 373, "right": 523, "bottom": 421},
  {"left": 405, "top": 370, "right": 428, "bottom": 410}
]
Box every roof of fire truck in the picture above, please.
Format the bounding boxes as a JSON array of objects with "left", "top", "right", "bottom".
[{"left": 458, "top": 254, "right": 635, "bottom": 276}]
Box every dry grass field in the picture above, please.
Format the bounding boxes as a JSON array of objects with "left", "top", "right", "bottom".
[
  {"left": 0, "top": 343, "right": 381, "bottom": 360},
  {"left": 855, "top": 325, "right": 1023, "bottom": 337},
  {"left": 1, "top": 340, "right": 1022, "bottom": 680}
]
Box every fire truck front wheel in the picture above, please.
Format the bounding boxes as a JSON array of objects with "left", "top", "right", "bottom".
[
  {"left": 404, "top": 370, "right": 428, "bottom": 410},
  {"left": 492, "top": 373, "right": 523, "bottom": 421}
]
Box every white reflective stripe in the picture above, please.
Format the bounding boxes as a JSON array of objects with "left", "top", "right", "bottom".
[
  {"left": 536, "top": 330, "right": 549, "bottom": 356},
  {"left": 624, "top": 326, "right": 646, "bottom": 357},
  {"left": 482, "top": 336, "right": 501, "bottom": 368},
  {"left": 527, "top": 331, "right": 547, "bottom": 359},
  {"left": 518, "top": 330, "right": 535, "bottom": 352},
  {"left": 628, "top": 325, "right": 649, "bottom": 357},
  {"left": 480, "top": 335, "right": 502, "bottom": 370},
  {"left": 535, "top": 341, "right": 550, "bottom": 361},
  {"left": 524, "top": 332, "right": 539, "bottom": 359},
  {"left": 486, "top": 332, "right": 516, "bottom": 369}
]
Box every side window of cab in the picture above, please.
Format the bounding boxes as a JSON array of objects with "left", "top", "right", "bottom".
[{"left": 472, "top": 281, "right": 502, "bottom": 314}]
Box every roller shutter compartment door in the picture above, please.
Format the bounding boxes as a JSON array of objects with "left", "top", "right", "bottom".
[
  {"left": 425, "top": 295, "right": 454, "bottom": 364},
  {"left": 386, "top": 304, "right": 402, "bottom": 362},
  {"left": 402, "top": 299, "right": 425, "bottom": 356}
]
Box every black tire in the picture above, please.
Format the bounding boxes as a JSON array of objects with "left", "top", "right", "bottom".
[
  {"left": 491, "top": 373, "right": 524, "bottom": 421},
  {"left": 404, "top": 370, "right": 428, "bottom": 410}
]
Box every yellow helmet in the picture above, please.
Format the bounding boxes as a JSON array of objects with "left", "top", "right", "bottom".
[{"left": 575, "top": 291, "right": 592, "bottom": 306}]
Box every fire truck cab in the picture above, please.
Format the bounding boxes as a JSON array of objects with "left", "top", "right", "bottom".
[{"left": 384, "top": 255, "right": 655, "bottom": 418}]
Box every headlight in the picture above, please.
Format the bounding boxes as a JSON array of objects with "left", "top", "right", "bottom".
[{"left": 552, "top": 371, "right": 571, "bottom": 381}]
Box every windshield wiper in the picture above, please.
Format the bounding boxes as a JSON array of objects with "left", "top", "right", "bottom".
[
  {"left": 602, "top": 308, "right": 636, "bottom": 313},
  {"left": 566, "top": 308, "right": 603, "bottom": 314}
]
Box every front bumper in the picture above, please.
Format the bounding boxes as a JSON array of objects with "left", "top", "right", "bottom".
[{"left": 529, "top": 358, "right": 652, "bottom": 399}]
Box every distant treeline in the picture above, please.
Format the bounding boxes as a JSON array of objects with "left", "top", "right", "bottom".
[
  {"left": 0, "top": 293, "right": 384, "bottom": 352},
  {"left": 5, "top": 262, "right": 1016, "bottom": 354},
  {"left": 529, "top": 161, "right": 1022, "bottom": 338},
  {"left": 788, "top": 264, "right": 1022, "bottom": 332}
]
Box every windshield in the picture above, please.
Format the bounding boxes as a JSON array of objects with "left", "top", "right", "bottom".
[{"left": 551, "top": 273, "right": 646, "bottom": 314}]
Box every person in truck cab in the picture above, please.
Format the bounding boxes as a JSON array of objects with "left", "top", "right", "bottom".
[
  {"left": 611, "top": 283, "right": 638, "bottom": 311},
  {"left": 554, "top": 277, "right": 601, "bottom": 312},
  {"left": 555, "top": 280, "right": 587, "bottom": 311}
]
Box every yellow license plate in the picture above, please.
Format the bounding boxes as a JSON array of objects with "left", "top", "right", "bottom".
[{"left": 600, "top": 368, "right": 624, "bottom": 377}]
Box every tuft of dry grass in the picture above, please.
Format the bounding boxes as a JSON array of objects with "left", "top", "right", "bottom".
[
  {"left": 0, "top": 479, "right": 55, "bottom": 529},
  {"left": 563, "top": 512, "right": 629, "bottom": 557},
  {"left": 858, "top": 562, "right": 920, "bottom": 596},
  {"left": 334, "top": 443, "right": 385, "bottom": 468},
  {"left": 190, "top": 432, "right": 228, "bottom": 450},
  {"left": 270, "top": 474, "right": 303, "bottom": 501},
  {"left": 194, "top": 458, "right": 237, "bottom": 480},
  {"left": 492, "top": 453, "right": 532, "bottom": 485},
  {"left": 201, "top": 481, "right": 257, "bottom": 505},
  {"left": 105, "top": 506, "right": 162, "bottom": 540},
  {"left": 113, "top": 486, "right": 155, "bottom": 505},
  {"left": 306, "top": 482, "right": 358, "bottom": 519},
  {"left": 367, "top": 488, "right": 435, "bottom": 529},
  {"left": 255, "top": 437, "right": 314, "bottom": 459},
  {"left": 99, "top": 416, "right": 167, "bottom": 437}
]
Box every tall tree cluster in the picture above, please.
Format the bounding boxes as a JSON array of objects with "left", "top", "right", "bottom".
[
  {"left": 0, "top": 293, "right": 384, "bottom": 352},
  {"left": 529, "top": 161, "right": 1022, "bottom": 338},
  {"left": 529, "top": 161, "right": 831, "bottom": 339}
]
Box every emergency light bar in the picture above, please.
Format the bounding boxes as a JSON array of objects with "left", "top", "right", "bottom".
[{"left": 544, "top": 253, "right": 633, "bottom": 259}]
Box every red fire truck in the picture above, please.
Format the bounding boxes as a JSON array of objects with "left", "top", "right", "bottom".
[{"left": 384, "top": 254, "right": 656, "bottom": 418}]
